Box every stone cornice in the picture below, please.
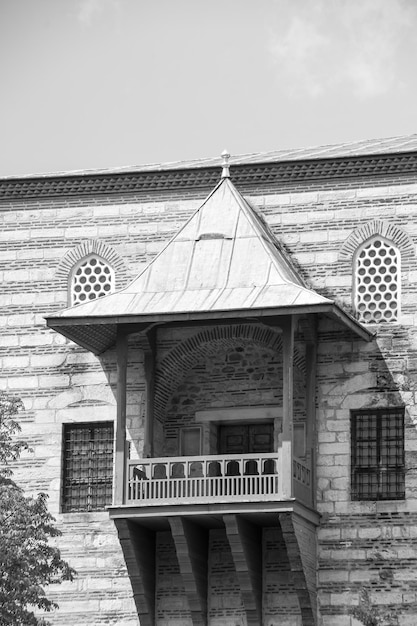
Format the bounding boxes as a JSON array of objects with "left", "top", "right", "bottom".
[{"left": 2, "top": 152, "right": 417, "bottom": 200}]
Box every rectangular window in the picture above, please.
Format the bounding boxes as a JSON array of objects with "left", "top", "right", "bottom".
[
  {"left": 351, "top": 408, "right": 405, "bottom": 501},
  {"left": 62, "top": 422, "right": 114, "bottom": 513},
  {"left": 180, "top": 427, "right": 202, "bottom": 456}
]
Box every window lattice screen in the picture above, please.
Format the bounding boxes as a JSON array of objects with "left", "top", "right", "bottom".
[
  {"left": 62, "top": 422, "right": 114, "bottom": 513},
  {"left": 71, "top": 256, "right": 114, "bottom": 305},
  {"left": 355, "top": 237, "right": 399, "bottom": 323},
  {"left": 351, "top": 408, "right": 405, "bottom": 501}
]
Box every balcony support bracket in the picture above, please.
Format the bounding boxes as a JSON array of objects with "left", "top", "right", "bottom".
[
  {"left": 279, "top": 512, "right": 317, "bottom": 626},
  {"left": 113, "top": 519, "right": 156, "bottom": 626},
  {"left": 223, "top": 514, "right": 262, "bottom": 626},
  {"left": 169, "top": 516, "right": 208, "bottom": 626}
]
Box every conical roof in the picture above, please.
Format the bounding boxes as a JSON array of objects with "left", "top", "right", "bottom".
[{"left": 47, "top": 176, "right": 372, "bottom": 353}]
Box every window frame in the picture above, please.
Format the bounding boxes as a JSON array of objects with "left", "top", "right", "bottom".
[
  {"left": 353, "top": 235, "right": 401, "bottom": 324},
  {"left": 61, "top": 421, "right": 114, "bottom": 513},
  {"left": 69, "top": 254, "right": 115, "bottom": 306},
  {"left": 351, "top": 408, "right": 405, "bottom": 501},
  {"left": 180, "top": 426, "right": 202, "bottom": 456}
]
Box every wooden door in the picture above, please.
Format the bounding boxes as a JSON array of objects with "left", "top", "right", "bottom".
[
  {"left": 219, "top": 424, "right": 273, "bottom": 454},
  {"left": 248, "top": 424, "right": 274, "bottom": 453}
]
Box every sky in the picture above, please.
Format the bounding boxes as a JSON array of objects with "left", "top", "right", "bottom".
[{"left": 1, "top": 0, "right": 417, "bottom": 177}]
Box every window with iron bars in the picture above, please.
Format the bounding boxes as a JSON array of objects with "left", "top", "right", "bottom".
[
  {"left": 351, "top": 408, "right": 405, "bottom": 501},
  {"left": 62, "top": 422, "right": 114, "bottom": 512}
]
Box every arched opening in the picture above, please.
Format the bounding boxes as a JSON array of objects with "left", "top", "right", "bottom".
[
  {"left": 69, "top": 254, "right": 115, "bottom": 306},
  {"left": 354, "top": 235, "right": 400, "bottom": 323}
]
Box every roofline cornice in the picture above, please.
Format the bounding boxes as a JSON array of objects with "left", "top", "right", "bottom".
[{"left": 2, "top": 152, "right": 417, "bottom": 200}]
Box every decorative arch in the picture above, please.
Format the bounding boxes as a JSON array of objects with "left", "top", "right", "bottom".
[
  {"left": 56, "top": 239, "right": 130, "bottom": 289},
  {"left": 339, "top": 220, "right": 414, "bottom": 261},
  {"left": 154, "top": 323, "right": 306, "bottom": 424}
]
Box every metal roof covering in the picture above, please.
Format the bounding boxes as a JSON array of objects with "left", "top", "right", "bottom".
[
  {"left": 5, "top": 133, "right": 417, "bottom": 180},
  {"left": 47, "top": 175, "right": 373, "bottom": 353}
]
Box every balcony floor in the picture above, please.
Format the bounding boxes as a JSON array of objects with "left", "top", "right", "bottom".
[{"left": 108, "top": 497, "right": 320, "bottom": 531}]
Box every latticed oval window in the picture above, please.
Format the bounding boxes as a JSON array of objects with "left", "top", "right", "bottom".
[
  {"left": 355, "top": 236, "right": 400, "bottom": 323},
  {"left": 71, "top": 255, "right": 115, "bottom": 305}
]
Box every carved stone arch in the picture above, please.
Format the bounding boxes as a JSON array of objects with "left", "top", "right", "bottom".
[
  {"left": 339, "top": 220, "right": 415, "bottom": 261},
  {"left": 154, "top": 323, "right": 306, "bottom": 424},
  {"left": 56, "top": 239, "right": 130, "bottom": 289}
]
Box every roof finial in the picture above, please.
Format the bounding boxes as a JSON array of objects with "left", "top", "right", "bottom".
[{"left": 221, "top": 149, "right": 230, "bottom": 178}]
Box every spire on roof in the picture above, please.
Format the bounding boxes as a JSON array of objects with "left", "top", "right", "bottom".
[{"left": 221, "top": 149, "right": 230, "bottom": 178}]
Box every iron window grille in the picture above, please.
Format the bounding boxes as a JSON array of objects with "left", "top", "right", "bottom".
[
  {"left": 351, "top": 408, "right": 405, "bottom": 501},
  {"left": 62, "top": 422, "right": 114, "bottom": 512}
]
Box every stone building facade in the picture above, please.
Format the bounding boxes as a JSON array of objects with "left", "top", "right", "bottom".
[{"left": 2, "top": 136, "right": 417, "bottom": 625}]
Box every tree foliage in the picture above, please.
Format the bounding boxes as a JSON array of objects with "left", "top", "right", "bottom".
[
  {"left": 350, "top": 588, "right": 399, "bottom": 626},
  {"left": 0, "top": 393, "right": 75, "bottom": 625}
]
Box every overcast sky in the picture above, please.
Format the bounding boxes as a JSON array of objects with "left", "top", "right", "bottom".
[{"left": 1, "top": 0, "right": 417, "bottom": 177}]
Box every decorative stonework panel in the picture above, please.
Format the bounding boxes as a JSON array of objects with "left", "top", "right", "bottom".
[
  {"left": 355, "top": 237, "right": 400, "bottom": 323},
  {"left": 56, "top": 238, "right": 130, "bottom": 295},
  {"left": 71, "top": 255, "right": 114, "bottom": 305},
  {"left": 339, "top": 219, "right": 414, "bottom": 261},
  {"left": 3, "top": 153, "right": 417, "bottom": 200}
]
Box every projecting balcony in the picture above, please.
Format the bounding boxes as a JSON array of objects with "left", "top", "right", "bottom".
[{"left": 124, "top": 452, "right": 313, "bottom": 509}]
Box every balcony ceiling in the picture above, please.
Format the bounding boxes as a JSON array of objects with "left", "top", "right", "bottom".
[{"left": 46, "top": 174, "right": 373, "bottom": 353}]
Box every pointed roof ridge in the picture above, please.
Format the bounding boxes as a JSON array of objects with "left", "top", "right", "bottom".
[
  {"left": 91, "top": 175, "right": 228, "bottom": 300},
  {"left": 46, "top": 173, "right": 374, "bottom": 352},
  {"left": 49, "top": 175, "right": 330, "bottom": 319},
  {"left": 55, "top": 174, "right": 313, "bottom": 317},
  {"left": 122, "top": 175, "right": 229, "bottom": 294},
  {"left": 223, "top": 177, "right": 306, "bottom": 288}
]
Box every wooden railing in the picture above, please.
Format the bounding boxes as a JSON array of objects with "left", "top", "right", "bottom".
[
  {"left": 293, "top": 455, "right": 312, "bottom": 504},
  {"left": 125, "top": 453, "right": 312, "bottom": 507}
]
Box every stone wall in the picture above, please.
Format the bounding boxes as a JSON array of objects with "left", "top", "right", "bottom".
[
  {"left": 263, "top": 526, "right": 303, "bottom": 626},
  {"left": 258, "top": 179, "right": 417, "bottom": 623},
  {"left": 1, "top": 168, "right": 417, "bottom": 624},
  {"left": 315, "top": 320, "right": 417, "bottom": 624},
  {"left": 153, "top": 526, "right": 305, "bottom": 626}
]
